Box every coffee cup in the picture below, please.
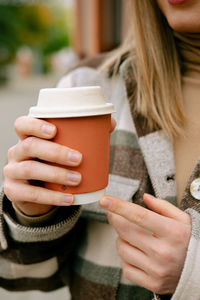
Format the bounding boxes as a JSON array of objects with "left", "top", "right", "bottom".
[{"left": 29, "top": 86, "right": 115, "bottom": 205}]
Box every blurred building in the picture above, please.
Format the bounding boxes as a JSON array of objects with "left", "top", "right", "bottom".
[{"left": 74, "top": 0, "right": 129, "bottom": 57}]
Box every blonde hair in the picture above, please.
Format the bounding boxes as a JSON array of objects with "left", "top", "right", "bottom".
[{"left": 100, "top": 0, "right": 185, "bottom": 138}]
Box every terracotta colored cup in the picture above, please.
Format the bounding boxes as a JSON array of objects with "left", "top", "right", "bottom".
[{"left": 29, "top": 87, "right": 115, "bottom": 205}]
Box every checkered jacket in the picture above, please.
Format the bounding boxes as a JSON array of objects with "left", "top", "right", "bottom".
[{"left": 0, "top": 56, "right": 200, "bottom": 300}]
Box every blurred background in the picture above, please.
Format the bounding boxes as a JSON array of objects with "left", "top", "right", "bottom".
[{"left": 0, "top": 0, "right": 128, "bottom": 299}]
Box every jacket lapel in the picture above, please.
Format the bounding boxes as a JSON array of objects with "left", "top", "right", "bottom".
[
  {"left": 121, "top": 62, "right": 177, "bottom": 204},
  {"left": 138, "top": 130, "right": 176, "bottom": 203}
]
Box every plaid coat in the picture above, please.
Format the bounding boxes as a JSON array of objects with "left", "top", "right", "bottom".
[{"left": 0, "top": 56, "right": 200, "bottom": 300}]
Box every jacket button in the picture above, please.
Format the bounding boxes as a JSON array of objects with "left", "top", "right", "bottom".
[{"left": 190, "top": 178, "right": 200, "bottom": 200}]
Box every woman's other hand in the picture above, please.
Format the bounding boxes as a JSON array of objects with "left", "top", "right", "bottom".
[{"left": 99, "top": 193, "right": 191, "bottom": 295}]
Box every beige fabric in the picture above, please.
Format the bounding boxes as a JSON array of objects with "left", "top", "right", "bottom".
[
  {"left": 171, "top": 209, "right": 200, "bottom": 300},
  {"left": 0, "top": 256, "right": 58, "bottom": 279},
  {"left": 173, "top": 33, "right": 200, "bottom": 206}
]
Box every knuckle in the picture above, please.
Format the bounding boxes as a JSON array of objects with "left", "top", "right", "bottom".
[
  {"left": 52, "top": 144, "right": 63, "bottom": 162},
  {"left": 3, "top": 163, "right": 17, "bottom": 180},
  {"left": 7, "top": 146, "right": 16, "bottom": 161},
  {"left": 135, "top": 209, "right": 147, "bottom": 224},
  {"left": 29, "top": 189, "right": 39, "bottom": 203},
  {"left": 54, "top": 145, "right": 70, "bottom": 165},
  {"left": 158, "top": 246, "right": 172, "bottom": 261},
  {"left": 52, "top": 168, "right": 62, "bottom": 183},
  {"left": 21, "top": 161, "right": 34, "bottom": 179},
  {"left": 21, "top": 137, "right": 35, "bottom": 154},
  {"left": 4, "top": 182, "right": 15, "bottom": 202},
  {"left": 3, "top": 164, "right": 11, "bottom": 178},
  {"left": 154, "top": 267, "right": 169, "bottom": 281},
  {"left": 123, "top": 265, "right": 131, "bottom": 280},
  {"left": 14, "top": 116, "right": 24, "bottom": 132},
  {"left": 150, "top": 243, "right": 174, "bottom": 264}
]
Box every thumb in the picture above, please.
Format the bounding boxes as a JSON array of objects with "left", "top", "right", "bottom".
[{"left": 143, "top": 193, "right": 190, "bottom": 224}]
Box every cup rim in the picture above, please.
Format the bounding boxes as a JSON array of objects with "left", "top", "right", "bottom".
[{"left": 29, "top": 103, "right": 115, "bottom": 118}]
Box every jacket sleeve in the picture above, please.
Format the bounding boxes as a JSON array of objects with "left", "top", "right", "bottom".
[
  {"left": 0, "top": 186, "right": 82, "bottom": 291},
  {"left": 155, "top": 158, "right": 200, "bottom": 300}
]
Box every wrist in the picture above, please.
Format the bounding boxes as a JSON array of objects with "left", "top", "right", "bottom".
[
  {"left": 13, "top": 201, "right": 54, "bottom": 217},
  {"left": 12, "top": 202, "right": 59, "bottom": 227}
]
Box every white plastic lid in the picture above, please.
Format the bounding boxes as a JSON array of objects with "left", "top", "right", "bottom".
[{"left": 29, "top": 86, "right": 115, "bottom": 118}]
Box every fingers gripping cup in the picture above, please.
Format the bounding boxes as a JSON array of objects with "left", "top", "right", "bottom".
[{"left": 29, "top": 86, "right": 115, "bottom": 205}]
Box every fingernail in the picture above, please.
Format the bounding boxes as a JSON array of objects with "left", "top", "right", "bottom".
[
  {"left": 42, "top": 124, "right": 55, "bottom": 135},
  {"left": 67, "top": 172, "right": 81, "bottom": 184},
  {"left": 68, "top": 151, "right": 82, "bottom": 163},
  {"left": 99, "top": 196, "right": 112, "bottom": 209},
  {"left": 62, "top": 194, "right": 73, "bottom": 205}
]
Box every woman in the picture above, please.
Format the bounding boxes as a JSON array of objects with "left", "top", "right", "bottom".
[{"left": 0, "top": 0, "right": 200, "bottom": 299}]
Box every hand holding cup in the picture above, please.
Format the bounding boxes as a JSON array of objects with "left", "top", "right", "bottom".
[
  {"left": 28, "top": 87, "right": 115, "bottom": 205},
  {"left": 3, "top": 116, "right": 83, "bottom": 216},
  {"left": 4, "top": 86, "right": 115, "bottom": 215}
]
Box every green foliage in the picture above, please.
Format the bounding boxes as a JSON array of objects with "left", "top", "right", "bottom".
[
  {"left": 42, "top": 16, "right": 70, "bottom": 56},
  {"left": 0, "top": 5, "right": 20, "bottom": 65},
  {"left": 0, "top": 2, "right": 69, "bottom": 67}
]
